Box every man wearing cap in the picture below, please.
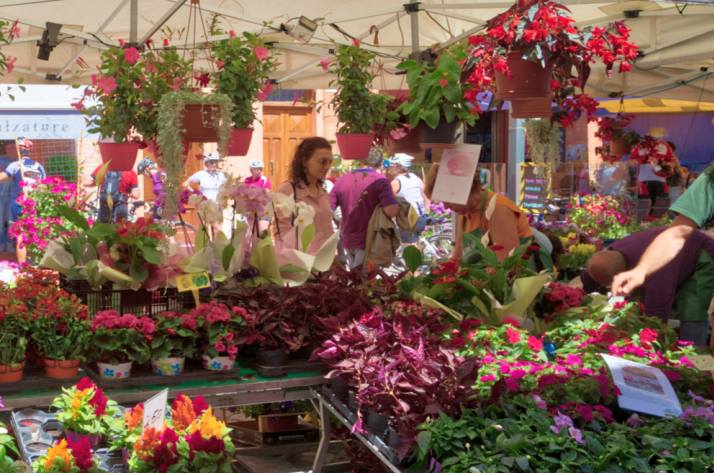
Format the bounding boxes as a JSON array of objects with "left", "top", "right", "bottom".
[
  {"left": 244, "top": 160, "right": 271, "bottom": 190},
  {"left": 185, "top": 152, "right": 227, "bottom": 202},
  {"left": 388, "top": 153, "right": 430, "bottom": 244},
  {"left": 581, "top": 227, "right": 714, "bottom": 345}
]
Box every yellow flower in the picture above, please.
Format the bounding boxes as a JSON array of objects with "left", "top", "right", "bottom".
[
  {"left": 188, "top": 408, "right": 226, "bottom": 439},
  {"left": 69, "top": 388, "right": 90, "bottom": 420},
  {"left": 44, "top": 439, "right": 73, "bottom": 472}
]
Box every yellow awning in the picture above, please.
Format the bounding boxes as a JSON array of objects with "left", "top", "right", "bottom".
[{"left": 598, "top": 99, "right": 714, "bottom": 114}]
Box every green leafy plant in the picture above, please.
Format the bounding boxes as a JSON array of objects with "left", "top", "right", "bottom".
[
  {"left": 78, "top": 46, "right": 145, "bottom": 142},
  {"left": 52, "top": 377, "right": 121, "bottom": 436},
  {"left": 0, "top": 284, "right": 30, "bottom": 366},
  {"left": 135, "top": 44, "right": 192, "bottom": 141},
  {"left": 90, "top": 310, "right": 155, "bottom": 364},
  {"left": 397, "top": 44, "right": 477, "bottom": 130},
  {"left": 30, "top": 291, "right": 91, "bottom": 362},
  {"left": 211, "top": 32, "right": 279, "bottom": 128},
  {"left": 0, "top": 420, "right": 21, "bottom": 473},
  {"left": 151, "top": 311, "right": 199, "bottom": 360},
  {"left": 156, "top": 90, "right": 233, "bottom": 217},
  {"left": 330, "top": 44, "right": 393, "bottom": 134}
]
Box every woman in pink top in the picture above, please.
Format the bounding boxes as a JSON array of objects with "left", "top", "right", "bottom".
[
  {"left": 276, "top": 137, "right": 335, "bottom": 253},
  {"left": 245, "top": 160, "right": 272, "bottom": 189}
]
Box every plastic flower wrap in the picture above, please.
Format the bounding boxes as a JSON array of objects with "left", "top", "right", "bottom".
[
  {"left": 33, "top": 437, "right": 105, "bottom": 473},
  {"left": 129, "top": 395, "right": 234, "bottom": 473},
  {"left": 51, "top": 377, "right": 121, "bottom": 437}
]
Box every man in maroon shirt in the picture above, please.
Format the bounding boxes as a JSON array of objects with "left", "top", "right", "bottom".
[
  {"left": 329, "top": 154, "right": 398, "bottom": 269},
  {"left": 582, "top": 227, "right": 714, "bottom": 345}
]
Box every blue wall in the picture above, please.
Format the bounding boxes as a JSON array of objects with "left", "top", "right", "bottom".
[{"left": 629, "top": 113, "right": 714, "bottom": 172}]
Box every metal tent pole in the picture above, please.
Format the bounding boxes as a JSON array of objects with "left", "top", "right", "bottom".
[
  {"left": 130, "top": 0, "right": 138, "bottom": 43},
  {"left": 409, "top": 0, "right": 420, "bottom": 56}
]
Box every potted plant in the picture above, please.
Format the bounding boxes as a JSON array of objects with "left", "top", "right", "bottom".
[
  {"left": 150, "top": 311, "right": 199, "bottom": 376},
  {"left": 156, "top": 90, "right": 233, "bottom": 217},
  {"left": 51, "top": 377, "right": 121, "bottom": 448},
  {"left": 464, "top": 0, "right": 639, "bottom": 122},
  {"left": 330, "top": 43, "right": 392, "bottom": 159},
  {"left": 0, "top": 287, "right": 29, "bottom": 383},
  {"left": 30, "top": 289, "right": 90, "bottom": 379},
  {"left": 33, "top": 437, "right": 106, "bottom": 473},
  {"left": 595, "top": 113, "right": 636, "bottom": 156},
  {"left": 190, "top": 301, "right": 259, "bottom": 371},
  {"left": 129, "top": 394, "right": 234, "bottom": 473},
  {"left": 0, "top": 419, "right": 23, "bottom": 473},
  {"left": 211, "top": 31, "right": 278, "bottom": 156},
  {"left": 110, "top": 402, "right": 143, "bottom": 465},
  {"left": 90, "top": 310, "right": 155, "bottom": 379},
  {"left": 397, "top": 44, "right": 477, "bottom": 143},
  {"left": 77, "top": 46, "right": 145, "bottom": 170},
  {"left": 135, "top": 41, "right": 192, "bottom": 153}
]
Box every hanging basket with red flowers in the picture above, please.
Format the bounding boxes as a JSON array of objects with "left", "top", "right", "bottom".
[
  {"left": 463, "top": 0, "right": 639, "bottom": 124},
  {"left": 630, "top": 136, "right": 676, "bottom": 177},
  {"left": 594, "top": 113, "right": 640, "bottom": 162}
]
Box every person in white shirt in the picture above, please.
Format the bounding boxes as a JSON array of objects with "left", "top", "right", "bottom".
[
  {"left": 638, "top": 162, "right": 666, "bottom": 217},
  {"left": 185, "top": 152, "right": 227, "bottom": 203},
  {"left": 389, "top": 153, "right": 430, "bottom": 243}
]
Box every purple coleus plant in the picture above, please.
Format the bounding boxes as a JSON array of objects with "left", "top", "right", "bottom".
[{"left": 313, "top": 301, "right": 477, "bottom": 459}]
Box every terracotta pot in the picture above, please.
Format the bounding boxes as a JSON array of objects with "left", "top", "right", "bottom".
[
  {"left": 510, "top": 97, "right": 553, "bottom": 119},
  {"left": 202, "top": 355, "right": 236, "bottom": 372},
  {"left": 43, "top": 359, "right": 80, "bottom": 379},
  {"left": 495, "top": 51, "right": 551, "bottom": 101},
  {"left": 98, "top": 142, "right": 140, "bottom": 171},
  {"left": 419, "top": 119, "right": 458, "bottom": 144},
  {"left": 0, "top": 361, "right": 25, "bottom": 383},
  {"left": 609, "top": 138, "right": 630, "bottom": 156},
  {"left": 182, "top": 104, "right": 222, "bottom": 142},
  {"left": 226, "top": 128, "right": 254, "bottom": 156},
  {"left": 336, "top": 133, "right": 373, "bottom": 160},
  {"left": 97, "top": 361, "right": 133, "bottom": 379},
  {"left": 151, "top": 356, "right": 185, "bottom": 376},
  {"left": 65, "top": 430, "right": 101, "bottom": 449}
]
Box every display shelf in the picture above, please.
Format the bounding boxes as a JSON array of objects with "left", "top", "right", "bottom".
[{"left": 310, "top": 389, "right": 406, "bottom": 473}]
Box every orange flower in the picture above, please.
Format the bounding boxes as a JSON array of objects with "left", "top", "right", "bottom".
[
  {"left": 187, "top": 408, "right": 225, "bottom": 439},
  {"left": 125, "top": 403, "right": 144, "bottom": 431},
  {"left": 44, "top": 439, "right": 73, "bottom": 472},
  {"left": 171, "top": 394, "right": 196, "bottom": 431},
  {"left": 134, "top": 427, "right": 161, "bottom": 461}
]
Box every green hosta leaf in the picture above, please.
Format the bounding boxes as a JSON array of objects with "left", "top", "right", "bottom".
[
  {"left": 423, "top": 106, "right": 440, "bottom": 129},
  {"left": 301, "top": 223, "right": 316, "bottom": 252},
  {"left": 141, "top": 246, "right": 162, "bottom": 264},
  {"left": 222, "top": 244, "right": 235, "bottom": 271},
  {"left": 57, "top": 205, "right": 89, "bottom": 231},
  {"left": 403, "top": 246, "right": 423, "bottom": 273}
]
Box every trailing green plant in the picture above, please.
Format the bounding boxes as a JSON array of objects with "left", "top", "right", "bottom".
[
  {"left": 525, "top": 118, "right": 561, "bottom": 163},
  {"left": 330, "top": 44, "right": 393, "bottom": 134},
  {"left": 397, "top": 44, "right": 477, "bottom": 130},
  {"left": 135, "top": 44, "right": 192, "bottom": 141},
  {"left": 156, "top": 90, "right": 233, "bottom": 217},
  {"left": 211, "top": 32, "right": 279, "bottom": 128},
  {"left": 0, "top": 419, "right": 21, "bottom": 473}
]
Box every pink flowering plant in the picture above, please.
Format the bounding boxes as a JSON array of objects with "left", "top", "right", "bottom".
[
  {"left": 189, "top": 301, "right": 261, "bottom": 360},
  {"left": 211, "top": 31, "right": 279, "bottom": 128},
  {"left": 0, "top": 19, "right": 20, "bottom": 77},
  {"left": 568, "top": 193, "right": 631, "bottom": 240},
  {"left": 9, "top": 176, "right": 86, "bottom": 263},
  {"left": 150, "top": 311, "right": 199, "bottom": 360},
  {"left": 90, "top": 310, "right": 155, "bottom": 364},
  {"left": 76, "top": 46, "right": 145, "bottom": 142}
]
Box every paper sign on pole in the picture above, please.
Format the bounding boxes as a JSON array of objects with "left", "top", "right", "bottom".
[
  {"left": 176, "top": 272, "right": 211, "bottom": 292},
  {"left": 142, "top": 389, "right": 168, "bottom": 432},
  {"left": 601, "top": 354, "right": 682, "bottom": 417},
  {"left": 430, "top": 144, "right": 482, "bottom": 205}
]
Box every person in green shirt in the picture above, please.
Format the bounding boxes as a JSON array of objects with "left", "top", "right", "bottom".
[{"left": 613, "top": 166, "right": 714, "bottom": 295}]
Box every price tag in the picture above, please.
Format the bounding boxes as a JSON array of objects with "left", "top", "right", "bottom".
[
  {"left": 142, "top": 389, "right": 168, "bottom": 432},
  {"left": 176, "top": 272, "right": 211, "bottom": 292}
]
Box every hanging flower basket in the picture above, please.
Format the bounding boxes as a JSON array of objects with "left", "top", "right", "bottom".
[
  {"left": 609, "top": 138, "right": 630, "bottom": 156},
  {"left": 182, "top": 103, "right": 224, "bottom": 142},
  {"left": 336, "top": 133, "right": 373, "bottom": 160},
  {"left": 495, "top": 51, "right": 552, "bottom": 101},
  {"left": 98, "top": 142, "right": 140, "bottom": 171},
  {"left": 226, "top": 128, "right": 254, "bottom": 156},
  {"left": 510, "top": 97, "right": 553, "bottom": 119}
]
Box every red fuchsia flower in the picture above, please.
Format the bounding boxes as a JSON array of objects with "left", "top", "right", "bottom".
[
  {"left": 319, "top": 57, "right": 332, "bottom": 71},
  {"left": 124, "top": 47, "right": 140, "bottom": 65},
  {"left": 638, "top": 327, "right": 658, "bottom": 349},
  {"left": 162, "top": 38, "right": 170, "bottom": 47},
  {"left": 438, "top": 78, "right": 449, "bottom": 87},
  {"left": 9, "top": 20, "right": 21, "bottom": 39},
  {"left": 352, "top": 38, "right": 361, "bottom": 47},
  {"left": 228, "top": 29, "right": 236, "bottom": 38},
  {"left": 214, "top": 59, "right": 225, "bottom": 69},
  {"left": 253, "top": 46, "right": 270, "bottom": 61},
  {"left": 6, "top": 56, "right": 16, "bottom": 73},
  {"left": 257, "top": 82, "right": 273, "bottom": 101},
  {"left": 70, "top": 100, "right": 84, "bottom": 111},
  {"left": 194, "top": 72, "right": 210, "bottom": 87},
  {"left": 96, "top": 75, "right": 117, "bottom": 94}
]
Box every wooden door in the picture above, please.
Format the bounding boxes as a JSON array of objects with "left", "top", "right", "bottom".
[{"left": 262, "top": 106, "right": 315, "bottom": 188}]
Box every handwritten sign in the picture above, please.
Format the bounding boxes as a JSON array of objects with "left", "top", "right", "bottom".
[
  {"left": 142, "top": 389, "right": 168, "bottom": 432},
  {"left": 431, "top": 144, "right": 482, "bottom": 205},
  {"left": 176, "top": 272, "right": 211, "bottom": 292},
  {"left": 520, "top": 163, "right": 550, "bottom": 214}
]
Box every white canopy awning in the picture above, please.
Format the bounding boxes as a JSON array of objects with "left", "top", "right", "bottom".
[{"left": 1, "top": 0, "right": 714, "bottom": 102}]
